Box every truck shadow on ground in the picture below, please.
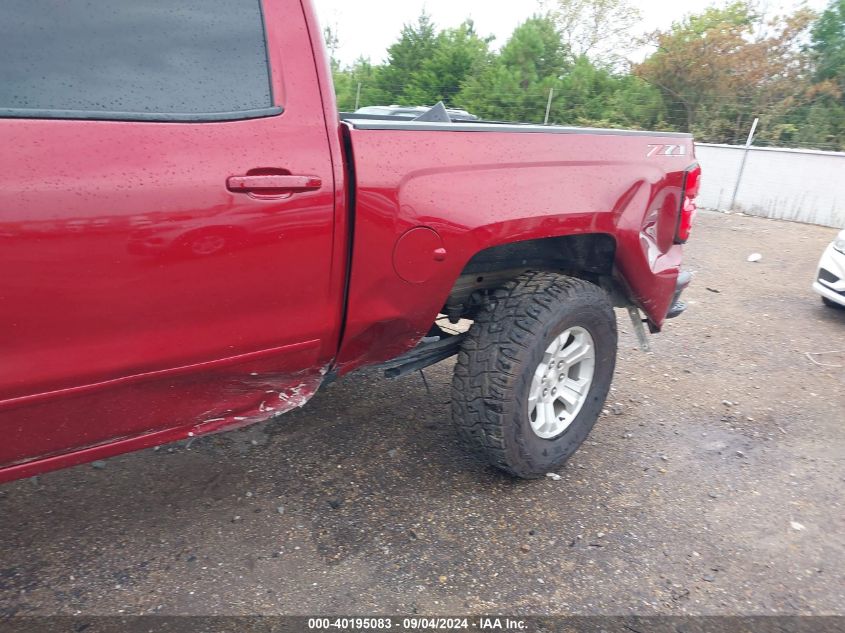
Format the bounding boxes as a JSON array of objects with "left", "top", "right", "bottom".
[{"left": 3, "top": 363, "right": 578, "bottom": 610}]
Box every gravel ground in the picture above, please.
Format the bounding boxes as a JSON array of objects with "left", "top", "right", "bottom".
[{"left": 1, "top": 210, "right": 843, "bottom": 616}]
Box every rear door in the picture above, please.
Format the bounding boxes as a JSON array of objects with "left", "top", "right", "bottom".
[{"left": 0, "top": 0, "right": 340, "bottom": 467}]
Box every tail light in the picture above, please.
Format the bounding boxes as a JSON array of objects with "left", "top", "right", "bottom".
[{"left": 675, "top": 164, "right": 701, "bottom": 244}]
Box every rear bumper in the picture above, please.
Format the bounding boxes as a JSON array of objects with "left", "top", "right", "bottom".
[{"left": 665, "top": 270, "right": 692, "bottom": 319}]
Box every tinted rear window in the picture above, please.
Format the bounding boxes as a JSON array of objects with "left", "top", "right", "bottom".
[{"left": 0, "top": 0, "right": 275, "bottom": 121}]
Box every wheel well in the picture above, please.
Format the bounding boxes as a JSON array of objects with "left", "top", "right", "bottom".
[{"left": 443, "top": 234, "right": 617, "bottom": 321}]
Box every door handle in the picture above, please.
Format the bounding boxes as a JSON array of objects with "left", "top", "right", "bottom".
[{"left": 226, "top": 174, "right": 322, "bottom": 194}]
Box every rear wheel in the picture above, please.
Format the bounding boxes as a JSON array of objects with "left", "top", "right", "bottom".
[{"left": 451, "top": 271, "right": 617, "bottom": 478}]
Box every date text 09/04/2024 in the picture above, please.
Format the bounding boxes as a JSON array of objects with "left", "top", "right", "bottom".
[{"left": 307, "top": 617, "right": 527, "bottom": 630}]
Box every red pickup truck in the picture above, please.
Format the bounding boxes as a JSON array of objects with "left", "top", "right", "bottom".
[{"left": 0, "top": 0, "right": 699, "bottom": 482}]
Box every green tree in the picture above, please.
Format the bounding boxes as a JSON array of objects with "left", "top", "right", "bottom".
[
  {"left": 635, "top": 3, "right": 755, "bottom": 133},
  {"left": 374, "top": 12, "right": 438, "bottom": 103},
  {"left": 812, "top": 0, "right": 845, "bottom": 93},
  {"left": 746, "top": 0, "right": 845, "bottom": 150},
  {"left": 332, "top": 57, "right": 391, "bottom": 111},
  {"left": 551, "top": 56, "right": 666, "bottom": 128},
  {"left": 401, "top": 21, "right": 492, "bottom": 106},
  {"left": 326, "top": 0, "right": 841, "bottom": 148},
  {"left": 604, "top": 75, "right": 668, "bottom": 129},
  {"left": 778, "top": 96, "right": 845, "bottom": 149},
  {"left": 458, "top": 15, "right": 570, "bottom": 122},
  {"left": 635, "top": 2, "right": 816, "bottom": 144}
]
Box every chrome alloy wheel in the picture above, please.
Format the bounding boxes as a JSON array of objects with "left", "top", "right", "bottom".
[{"left": 528, "top": 326, "right": 596, "bottom": 439}]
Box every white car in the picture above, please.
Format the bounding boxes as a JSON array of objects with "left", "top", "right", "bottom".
[{"left": 814, "top": 229, "right": 845, "bottom": 308}]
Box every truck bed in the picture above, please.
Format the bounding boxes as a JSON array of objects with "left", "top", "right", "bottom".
[{"left": 335, "top": 118, "right": 696, "bottom": 372}]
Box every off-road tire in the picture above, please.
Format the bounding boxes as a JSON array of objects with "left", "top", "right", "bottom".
[{"left": 451, "top": 271, "right": 617, "bottom": 478}]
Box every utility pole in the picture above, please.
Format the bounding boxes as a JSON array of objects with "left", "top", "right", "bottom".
[
  {"left": 543, "top": 88, "right": 554, "bottom": 125},
  {"left": 729, "top": 117, "right": 759, "bottom": 210},
  {"left": 354, "top": 82, "right": 362, "bottom": 111}
]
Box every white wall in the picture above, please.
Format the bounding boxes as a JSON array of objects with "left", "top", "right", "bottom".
[{"left": 694, "top": 143, "right": 845, "bottom": 228}]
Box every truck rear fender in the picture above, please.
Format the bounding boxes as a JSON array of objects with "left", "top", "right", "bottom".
[{"left": 335, "top": 129, "right": 693, "bottom": 374}]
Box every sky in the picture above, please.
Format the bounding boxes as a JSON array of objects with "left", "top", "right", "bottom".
[{"left": 313, "top": 0, "right": 831, "bottom": 67}]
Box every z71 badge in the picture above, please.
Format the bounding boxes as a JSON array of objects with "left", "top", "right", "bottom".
[{"left": 647, "top": 144, "right": 687, "bottom": 156}]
